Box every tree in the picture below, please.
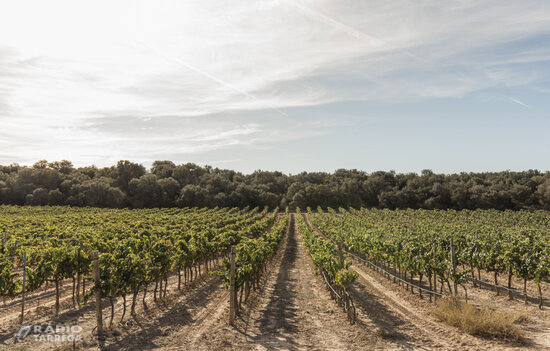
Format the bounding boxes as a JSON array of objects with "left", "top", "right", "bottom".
[
  {"left": 26, "top": 188, "right": 50, "bottom": 205},
  {"left": 172, "top": 163, "right": 207, "bottom": 186},
  {"left": 151, "top": 161, "right": 176, "bottom": 179},
  {"left": 128, "top": 174, "right": 162, "bottom": 208},
  {"left": 0, "top": 160, "right": 549, "bottom": 210},
  {"left": 77, "top": 178, "right": 125, "bottom": 207},
  {"left": 49, "top": 160, "right": 74, "bottom": 175},
  {"left": 158, "top": 177, "right": 180, "bottom": 207},
  {"left": 177, "top": 185, "right": 210, "bottom": 208},
  {"left": 115, "top": 161, "right": 146, "bottom": 192}
]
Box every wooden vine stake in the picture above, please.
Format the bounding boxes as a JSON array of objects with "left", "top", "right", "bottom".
[
  {"left": 229, "top": 245, "right": 236, "bottom": 325},
  {"left": 507, "top": 233, "right": 513, "bottom": 300},
  {"left": 20, "top": 251, "right": 26, "bottom": 326},
  {"left": 76, "top": 247, "right": 81, "bottom": 307},
  {"left": 473, "top": 232, "right": 478, "bottom": 287},
  {"left": 433, "top": 243, "right": 437, "bottom": 300},
  {"left": 337, "top": 242, "right": 344, "bottom": 268},
  {"left": 450, "top": 237, "right": 458, "bottom": 296},
  {"left": 93, "top": 251, "right": 103, "bottom": 336}
]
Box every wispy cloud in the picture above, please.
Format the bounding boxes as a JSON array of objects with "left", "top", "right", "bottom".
[
  {"left": 0, "top": 0, "right": 549, "bottom": 166},
  {"left": 287, "top": 0, "right": 429, "bottom": 64},
  {"left": 508, "top": 97, "right": 530, "bottom": 108},
  {"left": 134, "top": 40, "right": 288, "bottom": 117}
]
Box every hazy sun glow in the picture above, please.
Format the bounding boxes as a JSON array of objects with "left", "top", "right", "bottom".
[{"left": 1, "top": 0, "right": 549, "bottom": 172}]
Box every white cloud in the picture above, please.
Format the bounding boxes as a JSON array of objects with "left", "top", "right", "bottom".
[{"left": 0, "top": 0, "right": 549, "bottom": 165}]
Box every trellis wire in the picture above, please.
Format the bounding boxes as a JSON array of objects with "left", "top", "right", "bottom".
[{"left": 345, "top": 250, "right": 445, "bottom": 297}]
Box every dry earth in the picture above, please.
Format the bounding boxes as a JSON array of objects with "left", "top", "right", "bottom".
[{"left": 1, "top": 213, "right": 548, "bottom": 350}]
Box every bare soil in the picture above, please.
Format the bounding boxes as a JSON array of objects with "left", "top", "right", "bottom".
[
  {"left": 306, "top": 212, "right": 550, "bottom": 350},
  {"left": 154, "top": 213, "right": 389, "bottom": 350},
  {"left": 0, "top": 261, "right": 225, "bottom": 350},
  {"left": 3, "top": 213, "right": 548, "bottom": 350}
]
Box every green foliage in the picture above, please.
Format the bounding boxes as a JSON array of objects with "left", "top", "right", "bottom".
[
  {"left": 214, "top": 209, "right": 285, "bottom": 289},
  {"left": 310, "top": 207, "right": 550, "bottom": 292},
  {"left": 0, "top": 206, "right": 278, "bottom": 303},
  {"left": 2, "top": 160, "right": 550, "bottom": 210},
  {"left": 297, "top": 210, "right": 357, "bottom": 290}
]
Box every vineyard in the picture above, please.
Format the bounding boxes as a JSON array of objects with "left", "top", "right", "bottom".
[
  {"left": 309, "top": 207, "right": 550, "bottom": 306},
  {"left": 0, "top": 205, "right": 549, "bottom": 350},
  {"left": 0, "top": 206, "right": 279, "bottom": 328}
]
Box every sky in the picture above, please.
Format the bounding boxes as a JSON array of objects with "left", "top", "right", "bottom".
[{"left": 0, "top": 0, "right": 549, "bottom": 174}]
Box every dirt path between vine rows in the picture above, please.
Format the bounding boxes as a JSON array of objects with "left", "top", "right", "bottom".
[
  {"left": 155, "top": 213, "right": 386, "bottom": 350},
  {"left": 160, "top": 213, "right": 494, "bottom": 350},
  {"left": 304, "top": 213, "right": 540, "bottom": 351},
  {"left": 8, "top": 211, "right": 542, "bottom": 350}
]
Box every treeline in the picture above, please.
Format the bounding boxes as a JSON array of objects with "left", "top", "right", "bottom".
[{"left": 0, "top": 160, "right": 549, "bottom": 210}]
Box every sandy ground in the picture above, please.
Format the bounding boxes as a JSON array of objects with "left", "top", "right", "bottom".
[
  {"left": 0, "top": 260, "right": 225, "bottom": 350},
  {"left": 153, "top": 213, "right": 518, "bottom": 350},
  {"left": 306, "top": 212, "right": 550, "bottom": 351},
  {"left": 3, "top": 213, "right": 548, "bottom": 350},
  {"left": 153, "top": 213, "right": 388, "bottom": 350}
]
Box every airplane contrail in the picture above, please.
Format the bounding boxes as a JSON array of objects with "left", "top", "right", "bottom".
[
  {"left": 509, "top": 97, "right": 530, "bottom": 108},
  {"left": 288, "top": 0, "right": 429, "bottom": 64},
  {"left": 135, "top": 40, "right": 289, "bottom": 117}
]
